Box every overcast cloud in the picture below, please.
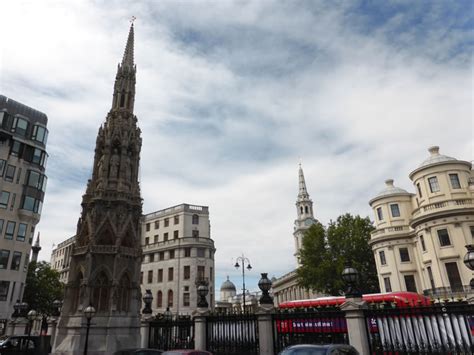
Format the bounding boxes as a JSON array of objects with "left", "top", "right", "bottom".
[{"left": 0, "top": 0, "right": 472, "bottom": 295}]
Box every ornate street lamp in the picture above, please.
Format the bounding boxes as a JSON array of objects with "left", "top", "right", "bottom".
[
  {"left": 12, "top": 300, "right": 21, "bottom": 318},
  {"left": 27, "top": 310, "right": 37, "bottom": 337},
  {"left": 197, "top": 284, "right": 209, "bottom": 308},
  {"left": 83, "top": 304, "right": 96, "bottom": 355},
  {"left": 234, "top": 254, "right": 252, "bottom": 312},
  {"left": 464, "top": 245, "right": 474, "bottom": 288},
  {"left": 258, "top": 273, "right": 273, "bottom": 305},
  {"left": 52, "top": 299, "right": 63, "bottom": 317},
  {"left": 342, "top": 265, "right": 362, "bottom": 298},
  {"left": 142, "top": 289, "right": 153, "bottom": 314},
  {"left": 163, "top": 307, "right": 173, "bottom": 321},
  {"left": 19, "top": 302, "right": 28, "bottom": 318}
]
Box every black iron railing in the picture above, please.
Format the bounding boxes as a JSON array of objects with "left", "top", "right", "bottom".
[
  {"left": 365, "top": 302, "right": 474, "bottom": 354},
  {"left": 423, "top": 285, "right": 472, "bottom": 298},
  {"left": 206, "top": 311, "right": 259, "bottom": 355},
  {"left": 272, "top": 307, "right": 348, "bottom": 354},
  {"left": 148, "top": 316, "right": 194, "bottom": 350}
]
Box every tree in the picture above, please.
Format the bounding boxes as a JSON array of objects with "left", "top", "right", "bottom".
[
  {"left": 297, "top": 213, "right": 379, "bottom": 295},
  {"left": 23, "top": 261, "right": 63, "bottom": 315}
]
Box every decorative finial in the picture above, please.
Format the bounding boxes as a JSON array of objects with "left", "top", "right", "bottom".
[{"left": 130, "top": 16, "right": 136, "bottom": 24}]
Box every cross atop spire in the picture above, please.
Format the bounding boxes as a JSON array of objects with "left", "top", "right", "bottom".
[{"left": 121, "top": 22, "right": 135, "bottom": 68}]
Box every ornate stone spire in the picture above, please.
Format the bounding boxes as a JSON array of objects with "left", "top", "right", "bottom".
[
  {"left": 31, "top": 232, "right": 41, "bottom": 263},
  {"left": 297, "top": 163, "right": 310, "bottom": 202},
  {"left": 121, "top": 23, "right": 134, "bottom": 68}
]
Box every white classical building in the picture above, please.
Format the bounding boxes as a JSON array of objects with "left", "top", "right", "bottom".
[
  {"left": 369, "top": 146, "right": 474, "bottom": 297},
  {"left": 271, "top": 164, "right": 320, "bottom": 306},
  {"left": 50, "top": 235, "right": 75, "bottom": 283}
]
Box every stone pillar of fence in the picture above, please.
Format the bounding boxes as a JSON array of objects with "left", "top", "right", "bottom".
[
  {"left": 140, "top": 315, "right": 153, "bottom": 348},
  {"left": 340, "top": 297, "right": 370, "bottom": 355},
  {"left": 193, "top": 308, "right": 209, "bottom": 351},
  {"left": 257, "top": 303, "right": 274, "bottom": 355},
  {"left": 47, "top": 317, "right": 58, "bottom": 347}
]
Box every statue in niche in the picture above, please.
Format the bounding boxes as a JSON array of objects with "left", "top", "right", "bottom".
[
  {"left": 97, "top": 154, "right": 105, "bottom": 179},
  {"left": 109, "top": 149, "right": 120, "bottom": 178},
  {"left": 123, "top": 151, "right": 132, "bottom": 181}
]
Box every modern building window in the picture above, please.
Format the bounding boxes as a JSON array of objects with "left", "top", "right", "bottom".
[
  {"left": 164, "top": 232, "right": 168, "bottom": 241},
  {"left": 157, "top": 291, "right": 163, "bottom": 308},
  {"left": 449, "top": 174, "right": 461, "bottom": 189},
  {"left": 12, "top": 117, "right": 29, "bottom": 136},
  {"left": 416, "top": 183, "right": 423, "bottom": 197},
  {"left": 404, "top": 275, "right": 417, "bottom": 292},
  {"left": 192, "top": 214, "right": 199, "bottom": 225},
  {"left": 5, "top": 221, "right": 16, "bottom": 240},
  {"left": 183, "top": 266, "right": 190, "bottom": 280},
  {"left": 4, "top": 165, "right": 15, "bottom": 182},
  {"left": 437, "top": 229, "right": 451, "bottom": 247},
  {"left": 427, "top": 266, "right": 435, "bottom": 290},
  {"left": 147, "top": 270, "right": 153, "bottom": 283},
  {"left": 164, "top": 218, "right": 169, "bottom": 227},
  {"left": 174, "top": 215, "right": 179, "bottom": 225},
  {"left": 159, "top": 252, "right": 164, "bottom": 261},
  {"left": 158, "top": 269, "right": 163, "bottom": 282},
  {"left": 154, "top": 220, "right": 159, "bottom": 229},
  {"left": 32, "top": 125, "right": 48, "bottom": 144},
  {"left": 445, "top": 262, "right": 463, "bottom": 290},
  {"left": 420, "top": 235, "right": 426, "bottom": 251},
  {"left": 11, "top": 140, "right": 21, "bottom": 156},
  {"left": 16, "top": 223, "right": 27, "bottom": 242},
  {"left": 399, "top": 248, "right": 410, "bottom": 262},
  {"left": 168, "top": 267, "right": 174, "bottom": 281},
  {"left": 169, "top": 250, "right": 175, "bottom": 259},
  {"left": 383, "top": 277, "right": 392, "bottom": 292},
  {"left": 376, "top": 207, "right": 383, "bottom": 221},
  {"left": 379, "top": 251, "right": 387, "bottom": 265},
  {"left": 0, "top": 191, "right": 10, "bottom": 208},
  {"left": 0, "top": 281, "right": 9, "bottom": 301},
  {"left": 0, "top": 160, "right": 5, "bottom": 176},
  {"left": 197, "top": 248, "right": 205, "bottom": 258},
  {"left": 173, "top": 230, "right": 179, "bottom": 239},
  {"left": 428, "top": 176, "right": 440, "bottom": 193},
  {"left": 146, "top": 223, "right": 150, "bottom": 232},
  {"left": 197, "top": 266, "right": 205, "bottom": 279},
  {"left": 167, "top": 290, "right": 173, "bottom": 307},
  {"left": 184, "top": 248, "right": 191, "bottom": 257},
  {"left": 11, "top": 252, "right": 21, "bottom": 271},
  {"left": 21, "top": 195, "right": 42, "bottom": 213},
  {"left": 183, "top": 292, "right": 190, "bottom": 307},
  {"left": 0, "top": 219, "right": 4, "bottom": 235},
  {"left": 0, "top": 250, "right": 10, "bottom": 269},
  {"left": 390, "top": 204, "right": 400, "bottom": 217},
  {"left": 192, "top": 230, "right": 199, "bottom": 238}
]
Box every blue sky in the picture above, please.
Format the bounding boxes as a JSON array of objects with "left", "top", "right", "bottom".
[{"left": 1, "top": 0, "right": 472, "bottom": 296}]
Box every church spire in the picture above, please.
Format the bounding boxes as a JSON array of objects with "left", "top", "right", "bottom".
[
  {"left": 121, "top": 23, "right": 134, "bottom": 68},
  {"left": 298, "top": 163, "right": 310, "bottom": 201}
]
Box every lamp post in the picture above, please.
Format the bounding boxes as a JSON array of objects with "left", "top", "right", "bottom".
[
  {"left": 52, "top": 299, "right": 63, "bottom": 317},
  {"left": 234, "top": 254, "right": 252, "bottom": 312},
  {"left": 197, "top": 283, "right": 209, "bottom": 308},
  {"left": 27, "top": 310, "right": 37, "bottom": 337},
  {"left": 464, "top": 245, "right": 474, "bottom": 289},
  {"left": 258, "top": 273, "right": 273, "bottom": 305},
  {"left": 12, "top": 300, "right": 21, "bottom": 318},
  {"left": 83, "top": 304, "right": 96, "bottom": 355},
  {"left": 142, "top": 289, "right": 153, "bottom": 314},
  {"left": 19, "top": 302, "right": 28, "bottom": 318},
  {"left": 342, "top": 265, "right": 362, "bottom": 298}
]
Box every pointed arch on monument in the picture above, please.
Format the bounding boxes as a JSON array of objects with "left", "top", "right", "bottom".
[
  {"left": 117, "top": 272, "right": 131, "bottom": 312},
  {"left": 91, "top": 270, "right": 111, "bottom": 312},
  {"left": 120, "top": 220, "right": 137, "bottom": 248},
  {"left": 94, "top": 217, "right": 117, "bottom": 246}
]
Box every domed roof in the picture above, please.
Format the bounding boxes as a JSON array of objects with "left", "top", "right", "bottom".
[
  {"left": 369, "top": 179, "right": 411, "bottom": 205},
  {"left": 220, "top": 276, "right": 236, "bottom": 291},
  {"left": 418, "top": 146, "right": 456, "bottom": 168}
]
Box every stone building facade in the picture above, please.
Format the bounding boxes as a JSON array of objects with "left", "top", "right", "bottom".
[
  {"left": 369, "top": 146, "right": 474, "bottom": 297},
  {"left": 50, "top": 235, "right": 75, "bottom": 283},
  {"left": 0, "top": 95, "right": 48, "bottom": 320},
  {"left": 141, "top": 203, "right": 215, "bottom": 315}
]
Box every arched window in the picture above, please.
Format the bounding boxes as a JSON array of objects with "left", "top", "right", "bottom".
[
  {"left": 72, "top": 271, "right": 83, "bottom": 312},
  {"left": 192, "top": 214, "right": 199, "bottom": 225},
  {"left": 92, "top": 272, "right": 109, "bottom": 312},
  {"left": 157, "top": 291, "right": 163, "bottom": 308},
  {"left": 300, "top": 207, "right": 303, "bottom": 214},
  {"left": 120, "top": 91, "right": 126, "bottom": 108},
  {"left": 305, "top": 206, "right": 309, "bottom": 214},
  {"left": 167, "top": 290, "right": 173, "bottom": 308},
  {"left": 117, "top": 274, "right": 130, "bottom": 312}
]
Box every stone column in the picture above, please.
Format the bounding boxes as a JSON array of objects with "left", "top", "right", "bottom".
[
  {"left": 257, "top": 304, "right": 274, "bottom": 355},
  {"left": 193, "top": 308, "right": 209, "bottom": 351},
  {"left": 340, "top": 298, "right": 370, "bottom": 355},
  {"left": 48, "top": 317, "right": 58, "bottom": 348},
  {"left": 140, "top": 316, "right": 152, "bottom": 348}
]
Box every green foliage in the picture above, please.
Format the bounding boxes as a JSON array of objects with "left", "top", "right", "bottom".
[
  {"left": 297, "top": 213, "right": 379, "bottom": 296},
  {"left": 23, "top": 261, "right": 63, "bottom": 315}
]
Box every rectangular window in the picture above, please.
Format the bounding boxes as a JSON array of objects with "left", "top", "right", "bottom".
[
  {"left": 168, "top": 267, "right": 174, "bottom": 281},
  {"left": 183, "top": 265, "right": 190, "bottom": 280},
  {"left": 0, "top": 191, "right": 10, "bottom": 208},
  {"left": 0, "top": 281, "right": 9, "bottom": 301},
  {"left": 146, "top": 223, "right": 150, "bottom": 232},
  {"left": 0, "top": 160, "right": 6, "bottom": 177},
  {"left": 449, "top": 174, "right": 461, "bottom": 189},
  {"left": 0, "top": 250, "right": 10, "bottom": 269},
  {"left": 12, "top": 117, "right": 28, "bottom": 136},
  {"left": 149, "top": 253, "right": 155, "bottom": 263},
  {"left": 197, "top": 266, "right": 205, "bottom": 279},
  {"left": 197, "top": 248, "right": 205, "bottom": 257},
  {"left": 145, "top": 237, "right": 149, "bottom": 245},
  {"left": 11, "top": 140, "right": 22, "bottom": 156},
  {"left": 427, "top": 266, "right": 435, "bottom": 290},
  {"left": 32, "top": 125, "right": 47, "bottom": 144},
  {"left": 16, "top": 223, "right": 27, "bottom": 242},
  {"left": 420, "top": 235, "right": 426, "bottom": 251},
  {"left": 164, "top": 232, "right": 169, "bottom": 241},
  {"left": 173, "top": 230, "right": 179, "bottom": 239},
  {"left": 379, "top": 251, "right": 387, "bottom": 265},
  {"left": 154, "top": 235, "right": 158, "bottom": 243},
  {"left": 184, "top": 248, "right": 191, "bottom": 257},
  {"left": 399, "top": 247, "right": 410, "bottom": 262},
  {"left": 383, "top": 277, "right": 392, "bottom": 292},
  {"left": 416, "top": 183, "right": 423, "bottom": 197},
  {"left": 10, "top": 252, "right": 21, "bottom": 271},
  {"left": 154, "top": 220, "right": 159, "bottom": 229},
  {"left": 192, "top": 230, "right": 199, "bottom": 238},
  {"left": 183, "top": 292, "right": 190, "bottom": 307},
  {"left": 174, "top": 215, "right": 179, "bottom": 225},
  {"left": 376, "top": 207, "right": 383, "bottom": 221},
  {"left": 0, "top": 219, "right": 3, "bottom": 235},
  {"left": 437, "top": 229, "right": 451, "bottom": 247},
  {"left": 158, "top": 269, "right": 163, "bottom": 282},
  {"left": 445, "top": 262, "right": 463, "bottom": 290},
  {"left": 159, "top": 252, "right": 164, "bottom": 261},
  {"left": 164, "top": 218, "right": 169, "bottom": 227},
  {"left": 5, "top": 221, "right": 15, "bottom": 239},
  {"left": 390, "top": 204, "right": 400, "bottom": 217},
  {"left": 404, "top": 275, "right": 417, "bottom": 292},
  {"left": 5, "top": 165, "right": 15, "bottom": 182},
  {"left": 169, "top": 250, "right": 175, "bottom": 259},
  {"left": 147, "top": 270, "right": 153, "bottom": 283},
  {"left": 428, "top": 176, "right": 440, "bottom": 193}
]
